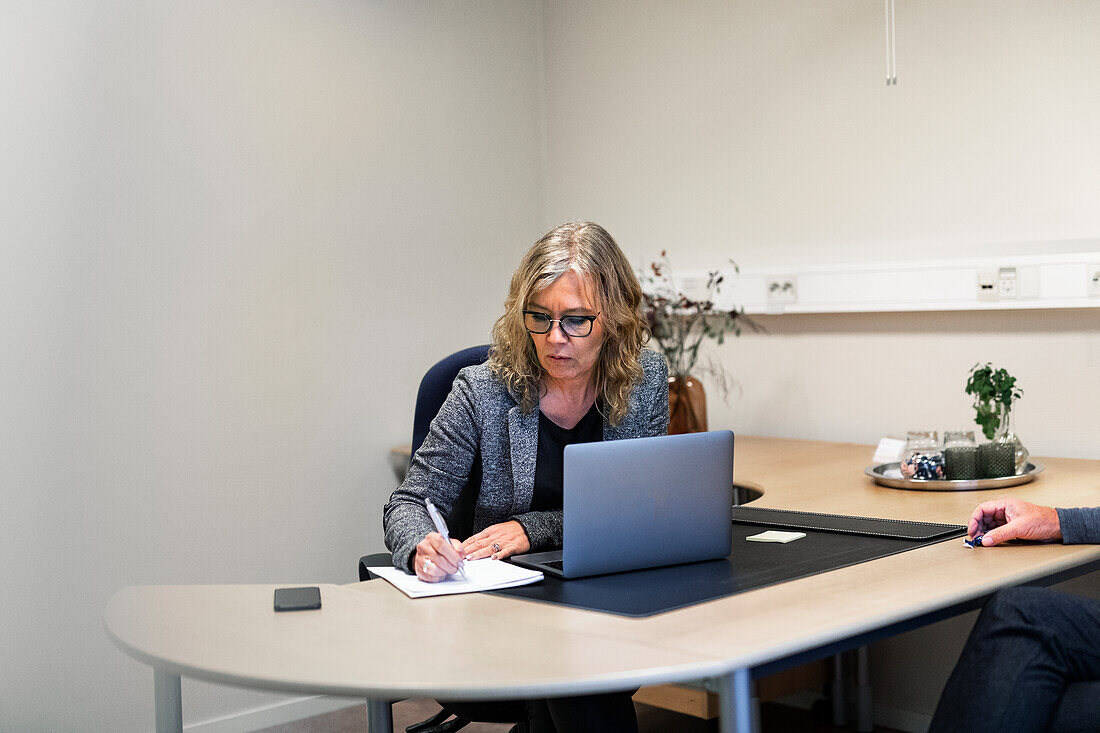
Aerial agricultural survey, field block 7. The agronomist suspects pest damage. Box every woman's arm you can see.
[383,371,481,571]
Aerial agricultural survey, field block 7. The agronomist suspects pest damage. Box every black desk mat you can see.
[493,516,966,617]
[730,506,963,540]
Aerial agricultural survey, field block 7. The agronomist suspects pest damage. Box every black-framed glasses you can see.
[523,310,600,337]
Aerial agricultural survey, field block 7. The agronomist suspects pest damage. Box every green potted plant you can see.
[964,362,1028,477]
[639,252,762,434]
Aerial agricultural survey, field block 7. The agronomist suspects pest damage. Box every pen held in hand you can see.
[424,497,468,580]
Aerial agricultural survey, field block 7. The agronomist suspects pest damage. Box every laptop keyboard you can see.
[545,560,564,570]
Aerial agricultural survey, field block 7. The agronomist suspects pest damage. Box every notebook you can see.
[368,557,543,598]
[511,430,734,579]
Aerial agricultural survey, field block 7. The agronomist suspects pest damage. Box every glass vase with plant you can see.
[965,362,1028,477]
[639,252,762,434]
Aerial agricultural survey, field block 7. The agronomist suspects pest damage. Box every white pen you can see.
[423,497,467,580]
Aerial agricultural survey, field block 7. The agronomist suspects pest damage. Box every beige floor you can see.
[255,697,901,732]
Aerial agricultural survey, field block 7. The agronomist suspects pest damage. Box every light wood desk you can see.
[105,437,1100,733]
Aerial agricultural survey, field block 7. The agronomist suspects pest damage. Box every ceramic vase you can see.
[668,375,707,434]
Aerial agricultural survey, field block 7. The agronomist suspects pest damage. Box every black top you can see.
[531,402,603,512]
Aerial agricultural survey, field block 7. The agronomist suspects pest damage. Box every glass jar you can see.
[979,403,1029,477]
[943,430,979,480]
[900,430,945,480]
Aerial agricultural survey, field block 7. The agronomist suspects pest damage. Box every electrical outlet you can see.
[977,269,998,300]
[1089,264,1100,297]
[766,276,797,304]
[998,267,1017,298]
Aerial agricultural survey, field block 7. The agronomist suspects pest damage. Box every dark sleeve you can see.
[1056,507,1100,544]
[510,511,560,553]
[382,371,481,571]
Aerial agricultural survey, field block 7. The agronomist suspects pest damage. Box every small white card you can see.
[746,530,806,543]
[872,437,907,464]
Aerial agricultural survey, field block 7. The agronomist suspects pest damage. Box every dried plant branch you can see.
[638,252,764,398]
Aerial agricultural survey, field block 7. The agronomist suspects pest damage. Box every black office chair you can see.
[357,345,496,733]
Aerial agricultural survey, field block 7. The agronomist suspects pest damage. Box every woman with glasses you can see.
[383,221,668,732]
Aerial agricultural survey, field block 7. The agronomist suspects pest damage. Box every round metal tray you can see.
[865,461,1043,491]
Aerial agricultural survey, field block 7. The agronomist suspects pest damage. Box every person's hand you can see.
[460,520,531,560]
[414,532,466,583]
[969,497,1062,547]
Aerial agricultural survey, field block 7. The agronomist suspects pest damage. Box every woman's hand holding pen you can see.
[417,497,470,582]
[461,520,530,561]
[414,532,466,583]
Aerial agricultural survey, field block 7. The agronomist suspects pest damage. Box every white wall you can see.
[543,0,1100,266]
[1,1,544,730]
[542,0,1100,460]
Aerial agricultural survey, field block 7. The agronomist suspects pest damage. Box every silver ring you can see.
[423,558,433,572]
[491,542,502,553]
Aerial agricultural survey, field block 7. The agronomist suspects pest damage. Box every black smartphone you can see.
[273,586,322,612]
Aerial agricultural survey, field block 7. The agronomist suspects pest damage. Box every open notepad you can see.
[368,558,543,599]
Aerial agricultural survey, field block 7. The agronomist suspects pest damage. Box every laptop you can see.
[511,430,734,579]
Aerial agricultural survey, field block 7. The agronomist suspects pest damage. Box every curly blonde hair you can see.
[488,222,650,426]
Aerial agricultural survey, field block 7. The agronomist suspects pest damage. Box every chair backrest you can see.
[409,345,492,540]
[411,345,492,454]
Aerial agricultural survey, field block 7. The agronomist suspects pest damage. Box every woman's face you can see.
[527,270,605,388]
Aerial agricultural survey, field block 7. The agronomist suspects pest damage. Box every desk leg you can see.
[831,652,848,726]
[856,645,873,732]
[717,668,754,733]
[153,670,183,733]
[366,699,393,732]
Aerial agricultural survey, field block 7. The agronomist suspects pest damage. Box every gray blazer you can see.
[383,348,670,571]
